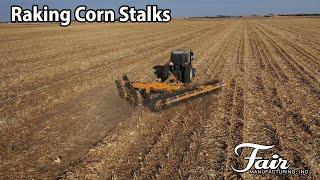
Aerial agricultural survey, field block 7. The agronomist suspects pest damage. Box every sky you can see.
[1,0,320,21]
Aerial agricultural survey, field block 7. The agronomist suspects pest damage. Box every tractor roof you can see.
[172,50,189,54]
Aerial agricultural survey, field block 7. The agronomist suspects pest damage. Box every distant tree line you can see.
[188,15,243,19]
[188,13,320,19]
[278,13,320,16]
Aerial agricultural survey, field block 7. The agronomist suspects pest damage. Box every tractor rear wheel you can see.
[183,65,193,83]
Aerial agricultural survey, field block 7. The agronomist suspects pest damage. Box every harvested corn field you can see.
[0,17,319,179]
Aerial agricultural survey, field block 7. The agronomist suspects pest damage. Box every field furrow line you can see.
[70,109,181,179]
[154,108,202,179]
[109,111,183,179]
[202,25,238,80]
[256,22,320,73]
[223,79,244,179]
[246,21,319,178]
[255,22,320,83]
[254,24,320,100]
[193,21,244,180]
[245,23,313,179]
[250,21,319,136]
[250,24,289,83]
[236,23,245,73]
[247,25,266,70]
[132,104,205,179]
[265,21,320,49]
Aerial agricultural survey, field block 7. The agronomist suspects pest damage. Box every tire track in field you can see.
[223,22,247,179]
[236,23,245,73]
[229,86,244,177]
[223,79,243,180]
[175,105,206,179]
[248,28,266,70]
[119,104,201,179]
[154,104,206,179]
[136,113,184,179]
[88,100,206,179]
[108,110,182,179]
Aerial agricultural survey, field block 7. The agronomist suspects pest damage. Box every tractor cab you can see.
[154,50,195,83]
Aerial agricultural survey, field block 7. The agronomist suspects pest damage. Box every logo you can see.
[232,143,309,175]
